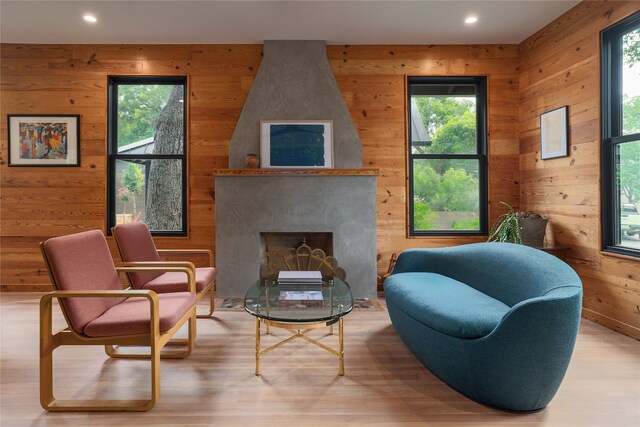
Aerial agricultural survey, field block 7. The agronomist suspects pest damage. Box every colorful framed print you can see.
[540,106,569,160]
[260,120,333,168]
[8,114,80,166]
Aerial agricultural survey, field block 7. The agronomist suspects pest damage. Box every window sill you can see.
[601,249,640,262]
[406,233,487,240]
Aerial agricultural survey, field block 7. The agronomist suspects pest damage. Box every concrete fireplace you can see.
[214,40,377,298]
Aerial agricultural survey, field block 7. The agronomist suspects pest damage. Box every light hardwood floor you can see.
[1,293,638,426]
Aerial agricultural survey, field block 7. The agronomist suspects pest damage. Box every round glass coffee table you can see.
[244,275,353,376]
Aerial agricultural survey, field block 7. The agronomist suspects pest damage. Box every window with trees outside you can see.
[407,77,487,236]
[107,76,187,236]
[602,12,640,257]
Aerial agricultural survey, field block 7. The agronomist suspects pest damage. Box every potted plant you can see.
[488,202,548,247]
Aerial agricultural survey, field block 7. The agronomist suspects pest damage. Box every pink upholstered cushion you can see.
[43,230,125,334]
[142,267,217,294]
[112,222,162,288]
[83,292,196,337]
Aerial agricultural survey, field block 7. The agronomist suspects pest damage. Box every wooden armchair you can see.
[112,222,217,318]
[39,230,197,411]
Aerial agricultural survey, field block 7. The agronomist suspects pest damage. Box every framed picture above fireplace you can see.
[260,120,333,168]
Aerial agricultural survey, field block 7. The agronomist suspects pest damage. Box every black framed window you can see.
[601,12,640,257]
[107,76,187,236]
[407,76,488,236]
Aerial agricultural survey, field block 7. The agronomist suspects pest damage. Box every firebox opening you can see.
[260,232,333,277]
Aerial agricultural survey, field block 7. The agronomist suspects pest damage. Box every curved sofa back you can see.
[391,242,581,307]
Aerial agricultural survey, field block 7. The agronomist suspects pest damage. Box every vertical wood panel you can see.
[519,1,640,339]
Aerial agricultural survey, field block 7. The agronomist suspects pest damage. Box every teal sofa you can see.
[384,242,582,412]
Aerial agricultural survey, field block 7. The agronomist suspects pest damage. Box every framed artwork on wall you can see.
[260,120,333,168]
[7,114,80,166]
[540,106,569,160]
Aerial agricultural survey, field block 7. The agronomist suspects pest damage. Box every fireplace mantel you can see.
[213,168,378,177]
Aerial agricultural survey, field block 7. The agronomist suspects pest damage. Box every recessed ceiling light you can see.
[83,15,97,23]
[465,16,478,25]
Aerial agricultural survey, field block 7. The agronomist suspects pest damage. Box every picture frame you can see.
[7,114,80,167]
[260,120,333,168]
[540,106,569,160]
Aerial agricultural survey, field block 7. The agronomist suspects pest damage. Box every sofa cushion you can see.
[384,272,510,339]
[83,292,196,337]
[142,267,217,293]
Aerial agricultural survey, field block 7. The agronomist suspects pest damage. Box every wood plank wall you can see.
[519,1,640,338]
[0,45,264,289]
[0,43,520,293]
[328,44,520,274]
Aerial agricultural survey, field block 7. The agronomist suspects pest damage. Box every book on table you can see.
[277,270,323,284]
[278,290,324,307]
[278,290,323,301]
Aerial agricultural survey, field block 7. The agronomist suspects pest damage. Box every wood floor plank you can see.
[0,293,638,426]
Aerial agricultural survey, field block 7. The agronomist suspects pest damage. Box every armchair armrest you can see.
[115,265,197,294]
[116,261,196,269]
[157,249,214,267]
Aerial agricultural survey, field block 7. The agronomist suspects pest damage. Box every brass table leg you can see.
[254,318,346,376]
[338,318,344,376]
[255,318,261,376]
